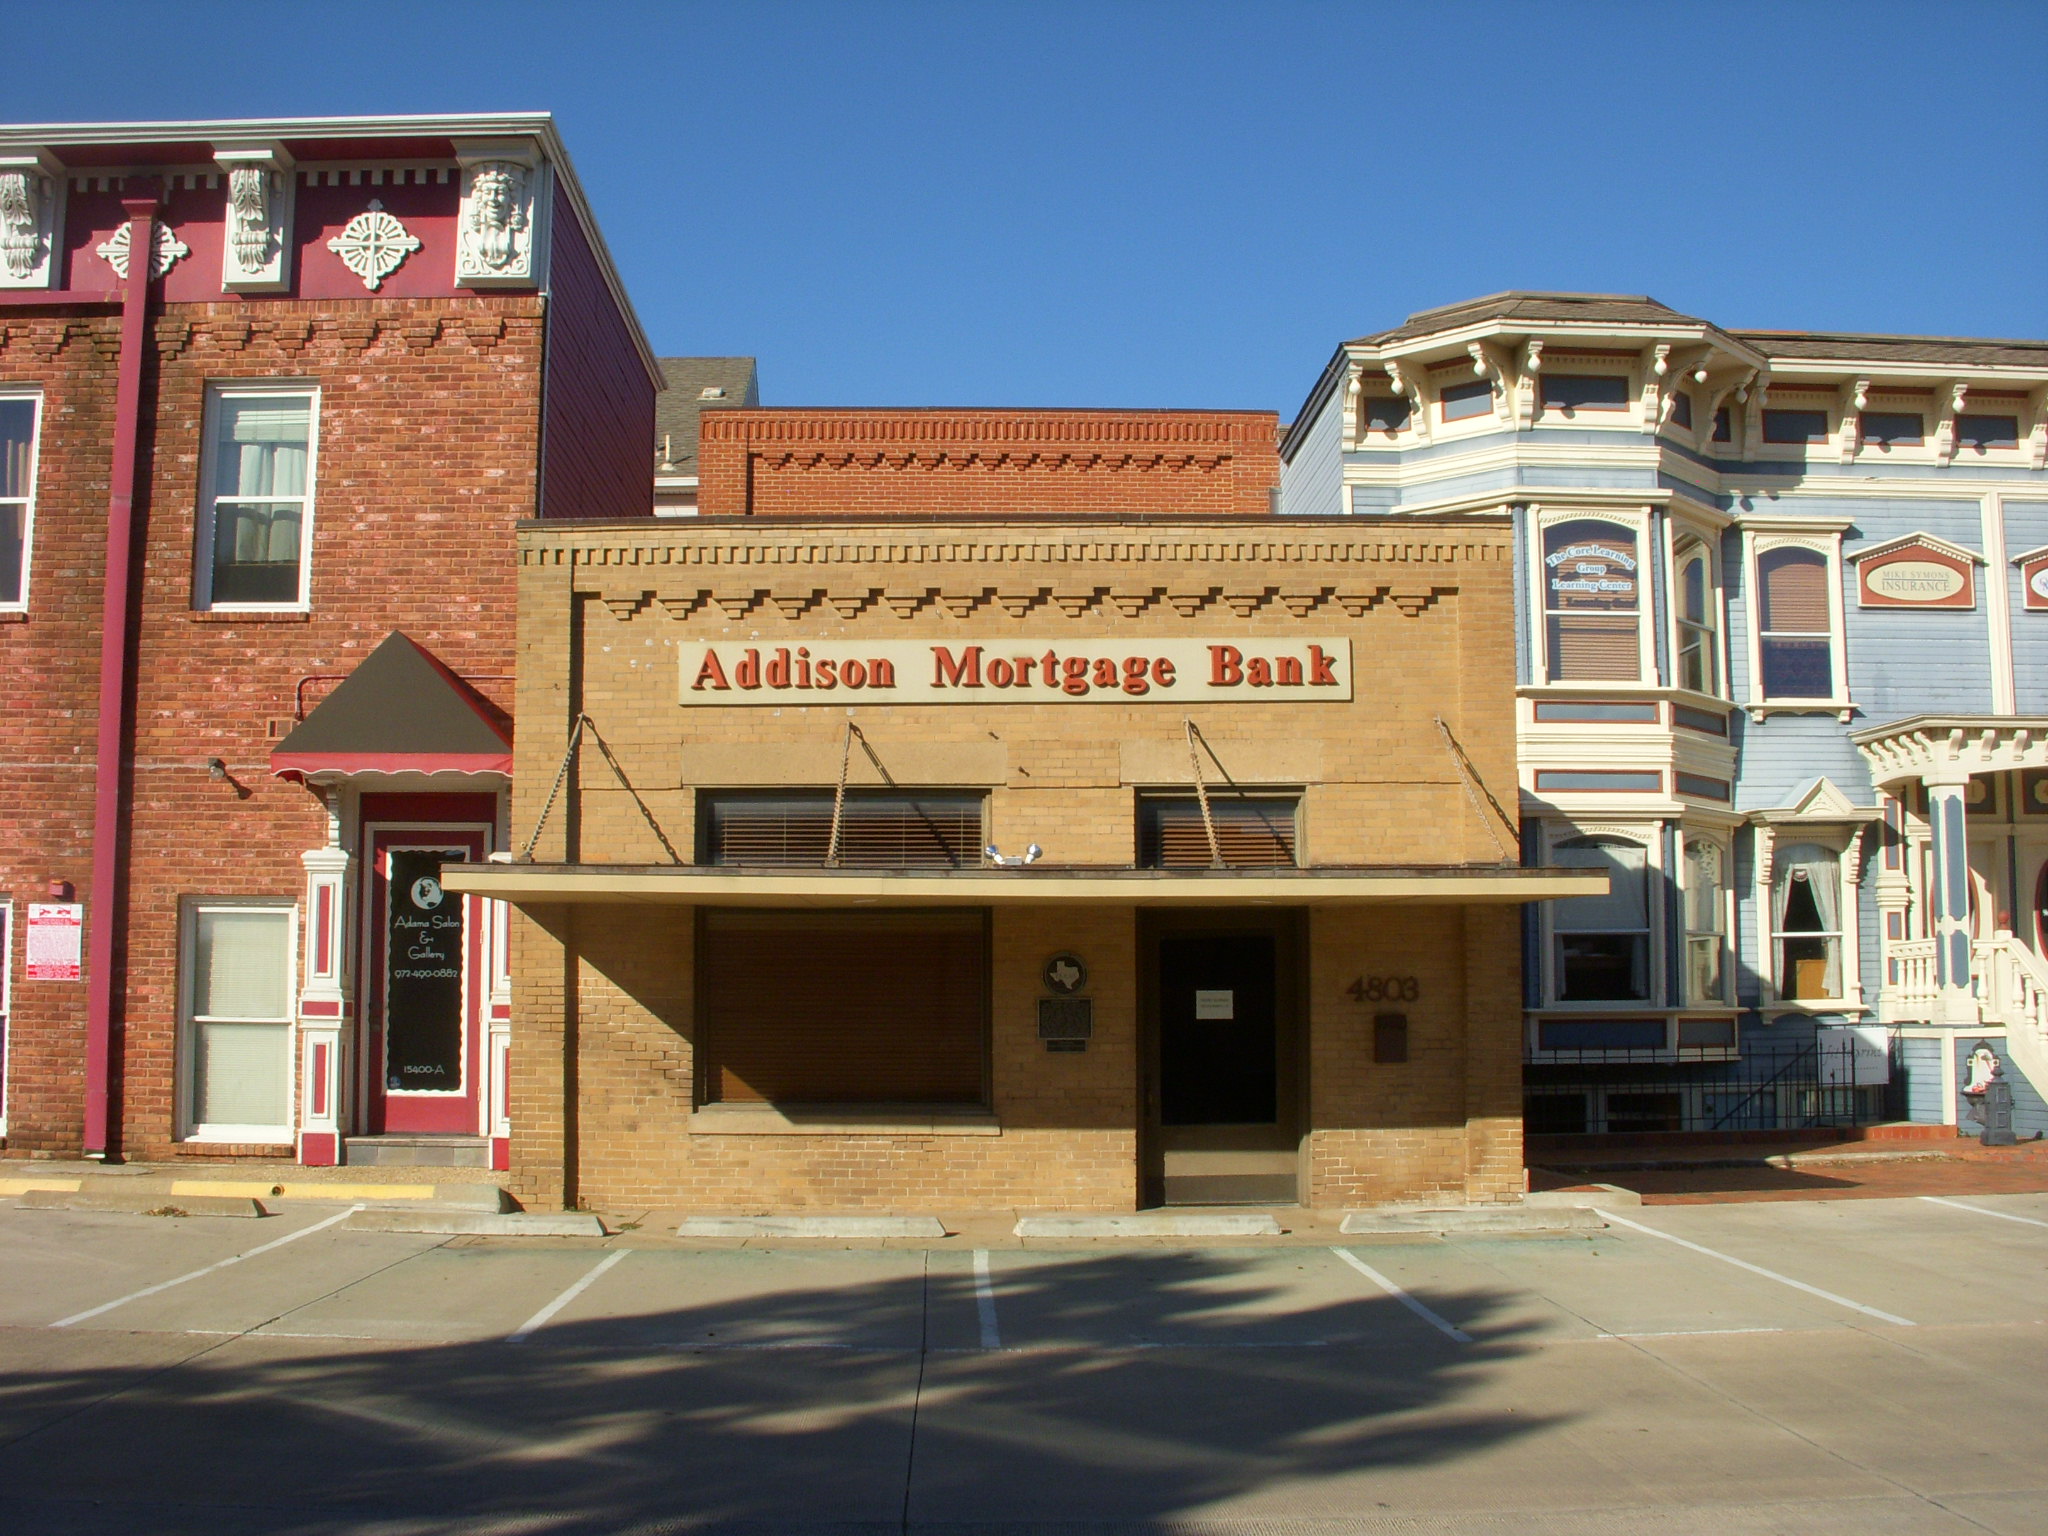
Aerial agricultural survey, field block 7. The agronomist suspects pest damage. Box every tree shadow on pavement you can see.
[0,1247,1563,1535]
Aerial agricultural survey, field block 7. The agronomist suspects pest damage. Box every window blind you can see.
[703,793,983,868]
[1547,613,1640,680]
[0,399,32,500]
[193,1020,291,1127]
[1139,797,1298,868]
[194,909,291,1020]
[1758,548,1831,633]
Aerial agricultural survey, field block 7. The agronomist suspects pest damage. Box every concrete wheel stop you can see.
[676,1214,950,1238]
[1013,1211,1285,1238]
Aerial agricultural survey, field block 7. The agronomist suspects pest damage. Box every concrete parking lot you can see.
[0,1193,2043,1534]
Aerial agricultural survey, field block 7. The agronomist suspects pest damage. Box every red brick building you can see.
[0,115,658,1166]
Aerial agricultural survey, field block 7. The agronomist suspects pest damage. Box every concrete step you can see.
[344,1135,492,1168]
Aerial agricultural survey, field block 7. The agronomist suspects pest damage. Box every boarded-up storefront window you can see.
[699,909,987,1104]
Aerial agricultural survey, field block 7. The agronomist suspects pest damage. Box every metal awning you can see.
[271,631,512,781]
[440,862,1606,908]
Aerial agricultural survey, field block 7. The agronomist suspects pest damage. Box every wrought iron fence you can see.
[1524,1037,1897,1136]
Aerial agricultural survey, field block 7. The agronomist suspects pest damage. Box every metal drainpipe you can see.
[82,191,160,1159]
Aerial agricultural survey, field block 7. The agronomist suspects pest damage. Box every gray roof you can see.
[655,358,759,474]
[1733,331,2048,371]
[1350,292,1710,346]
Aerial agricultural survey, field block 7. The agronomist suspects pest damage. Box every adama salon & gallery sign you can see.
[678,639,1354,705]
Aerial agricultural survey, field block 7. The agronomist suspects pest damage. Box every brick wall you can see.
[504,511,1528,1212]
[696,410,1281,520]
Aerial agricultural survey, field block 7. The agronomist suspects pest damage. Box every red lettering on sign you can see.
[932,646,983,688]
[841,659,866,689]
[1153,657,1176,688]
[765,647,791,688]
[693,649,731,691]
[735,648,761,689]
[1062,656,1090,695]
[1122,657,1151,695]
[1092,657,1118,690]
[1011,656,1035,687]
[796,648,812,688]
[1210,645,1243,686]
[1247,657,1273,687]
[815,659,838,689]
[1041,650,1060,688]
[1277,655,1303,686]
[1308,645,1339,686]
[870,658,895,687]
[987,657,1015,687]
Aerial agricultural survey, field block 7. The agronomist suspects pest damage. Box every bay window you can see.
[1549,834,1653,1003]
[1543,518,1642,682]
[197,387,317,609]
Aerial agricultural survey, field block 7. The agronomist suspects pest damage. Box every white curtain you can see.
[1775,842,1842,996]
[215,399,309,499]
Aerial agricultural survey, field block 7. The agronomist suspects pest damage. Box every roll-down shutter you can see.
[700,909,987,1104]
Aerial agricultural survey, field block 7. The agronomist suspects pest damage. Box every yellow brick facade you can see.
[500,514,1536,1213]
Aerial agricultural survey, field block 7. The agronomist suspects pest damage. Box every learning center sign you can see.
[679,639,1354,705]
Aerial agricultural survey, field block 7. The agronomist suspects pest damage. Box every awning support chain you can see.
[1433,714,1515,863]
[518,713,683,865]
[1184,719,1225,869]
[827,720,857,866]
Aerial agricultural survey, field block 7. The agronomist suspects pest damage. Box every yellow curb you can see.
[0,1178,83,1195]
[168,1181,438,1202]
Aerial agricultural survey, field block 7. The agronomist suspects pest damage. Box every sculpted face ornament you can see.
[227,166,273,270]
[0,170,44,281]
[463,161,528,271]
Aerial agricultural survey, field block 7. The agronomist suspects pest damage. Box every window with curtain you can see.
[202,391,315,607]
[0,395,37,608]
[1549,834,1653,1002]
[1757,546,1835,699]
[1773,842,1842,1000]
[1544,519,1641,682]
[186,904,294,1132]
[1675,540,1718,695]
[1683,837,1727,1004]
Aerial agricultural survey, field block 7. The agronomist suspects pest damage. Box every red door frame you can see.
[359,794,495,1136]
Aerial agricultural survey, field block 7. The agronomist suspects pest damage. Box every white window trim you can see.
[1681,831,1733,1007]
[0,388,43,613]
[1539,820,1665,1010]
[178,897,299,1143]
[1667,523,1728,702]
[1751,822,1867,1013]
[1531,507,1656,688]
[193,383,320,613]
[1535,363,1642,428]
[1738,519,1853,720]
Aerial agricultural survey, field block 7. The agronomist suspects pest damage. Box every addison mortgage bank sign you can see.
[679,639,1353,705]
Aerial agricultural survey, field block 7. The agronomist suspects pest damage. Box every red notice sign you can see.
[25,903,83,981]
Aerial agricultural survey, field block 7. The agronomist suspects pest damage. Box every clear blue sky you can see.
[13,1,2046,416]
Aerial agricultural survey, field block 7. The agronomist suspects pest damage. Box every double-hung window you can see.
[0,392,40,610]
[1543,518,1642,682]
[1548,834,1653,1003]
[1683,836,1728,1004]
[182,901,296,1140]
[197,387,317,609]
[1773,843,1842,1001]
[1674,539,1718,695]
[1756,545,1836,700]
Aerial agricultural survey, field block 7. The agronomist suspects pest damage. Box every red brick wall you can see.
[696,409,1281,519]
[0,296,543,1158]
[538,190,659,522]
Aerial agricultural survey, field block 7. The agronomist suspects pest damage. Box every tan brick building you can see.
[448,409,1599,1213]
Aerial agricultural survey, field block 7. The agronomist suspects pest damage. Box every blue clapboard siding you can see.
[1837,497,1993,718]
[1732,713,1871,810]
[1278,386,1344,517]
[1522,466,1660,490]
[2008,501,2048,713]
[1348,485,1401,514]
[1899,1036,1944,1122]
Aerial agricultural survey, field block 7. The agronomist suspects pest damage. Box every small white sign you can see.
[1194,989,1235,1020]
[1817,1024,1889,1086]
[26,903,83,982]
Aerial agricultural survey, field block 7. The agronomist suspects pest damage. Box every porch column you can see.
[297,794,353,1166]
[1924,770,1979,1027]
[1872,793,1914,1023]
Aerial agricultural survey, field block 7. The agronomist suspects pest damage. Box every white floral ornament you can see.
[96,220,191,279]
[325,199,421,291]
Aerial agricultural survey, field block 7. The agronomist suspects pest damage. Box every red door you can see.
[363,819,489,1135]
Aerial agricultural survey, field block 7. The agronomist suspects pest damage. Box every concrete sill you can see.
[688,1105,1002,1137]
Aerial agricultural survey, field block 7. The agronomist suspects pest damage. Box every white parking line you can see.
[507,1250,627,1342]
[51,1206,363,1328]
[972,1249,1001,1349]
[1920,1195,2048,1230]
[1597,1210,1915,1327]
[1330,1247,1472,1343]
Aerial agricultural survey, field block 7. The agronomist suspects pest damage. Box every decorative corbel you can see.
[1741,369,1770,462]
[1935,381,1968,465]
[1651,346,1712,433]
[0,149,65,290]
[1340,358,1363,450]
[455,140,548,288]
[1838,377,1869,464]
[2027,384,2048,471]
[1516,339,1543,429]
[1467,341,1513,422]
[213,141,295,292]
[1386,359,1428,442]
[1638,343,1673,432]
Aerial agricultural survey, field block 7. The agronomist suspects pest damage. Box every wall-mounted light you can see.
[207,758,228,780]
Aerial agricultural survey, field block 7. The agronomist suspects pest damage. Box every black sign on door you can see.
[385,848,464,1093]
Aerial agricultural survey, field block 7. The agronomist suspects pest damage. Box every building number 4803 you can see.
[1346,975,1419,1002]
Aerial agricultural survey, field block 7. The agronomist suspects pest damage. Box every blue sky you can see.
[13,1,2045,416]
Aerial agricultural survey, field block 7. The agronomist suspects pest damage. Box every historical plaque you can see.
[1038,997,1094,1042]
[385,849,465,1092]
[1043,952,1088,995]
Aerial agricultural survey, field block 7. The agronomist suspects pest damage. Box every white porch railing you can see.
[1883,939,1939,1023]
[1977,932,2048,1098]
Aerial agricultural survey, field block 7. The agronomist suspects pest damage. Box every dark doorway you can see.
[1143,912,1303,1207]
